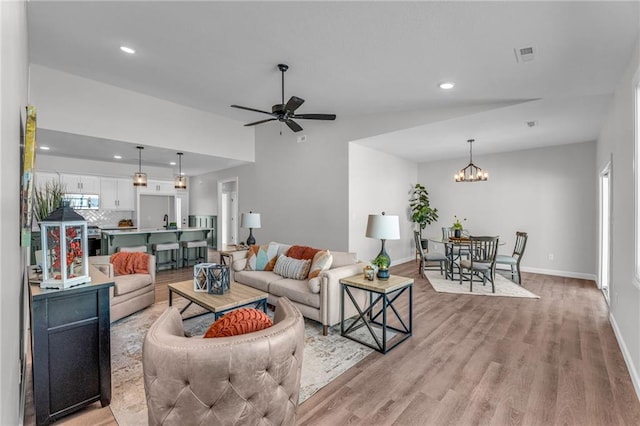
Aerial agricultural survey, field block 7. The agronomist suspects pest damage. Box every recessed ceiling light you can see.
[113,155,122,159]
[439,82,455,90]
[120,46,135,54]
[40,146,50,150]
[169,162,177,166]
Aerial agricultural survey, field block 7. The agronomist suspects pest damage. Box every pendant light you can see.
[174,152,187,190]
[133,146,147,187]
[455,139,488,182]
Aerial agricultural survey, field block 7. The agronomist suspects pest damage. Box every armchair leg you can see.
[323,325,328,336]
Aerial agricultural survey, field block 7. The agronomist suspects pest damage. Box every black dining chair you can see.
[459,236,499,292]
[495,231,528,284]
[414,231,448,277]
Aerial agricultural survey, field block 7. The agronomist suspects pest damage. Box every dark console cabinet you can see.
[30,270,113,425]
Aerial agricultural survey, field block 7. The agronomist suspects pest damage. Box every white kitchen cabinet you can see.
[139,179,176,195]
[100,177,134,211]
[61,174,100,194]
[34,172,60,190]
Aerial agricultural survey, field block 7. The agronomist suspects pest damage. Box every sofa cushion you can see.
[113,273,153,296]
[244,243,280,271]
[287,245,322,261]
[308,250,333,279]
[269,278,321,309]
[308,277,320,294]
[233,270,281,293]
[203,308,273,338]
[331,252,357,269]
[274,255,311,280]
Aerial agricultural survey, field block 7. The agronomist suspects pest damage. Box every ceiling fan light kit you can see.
[231,63,336,133]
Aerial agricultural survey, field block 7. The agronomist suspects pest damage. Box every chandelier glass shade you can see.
[455,139,488,182]
[133,146,147,187]
[174,152,187,190]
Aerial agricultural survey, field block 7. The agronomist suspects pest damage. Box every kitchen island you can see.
[100,227,214,255]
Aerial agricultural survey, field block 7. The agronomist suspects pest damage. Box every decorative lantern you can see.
[39,204,91,290]
[193,263,230,294]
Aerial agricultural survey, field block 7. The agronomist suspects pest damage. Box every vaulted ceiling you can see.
[27,1,639,170]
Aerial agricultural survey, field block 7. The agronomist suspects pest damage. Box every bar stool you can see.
[181,240,208,267]
[152,242,179,271]
[117,245,147,253]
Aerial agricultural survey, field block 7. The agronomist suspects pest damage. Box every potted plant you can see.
[33,180,66,224]
[453,215,466,238]
[409,183,439,247]
[371,255,390,280]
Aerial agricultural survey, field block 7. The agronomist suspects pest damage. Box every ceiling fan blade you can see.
[284,96,305,114]
[292,113,337,120]
[244,118,277,127]
[285,119,303,132]
[230,105,274,116]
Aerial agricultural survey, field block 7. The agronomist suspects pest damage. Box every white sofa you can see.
[89,254,156,322]
[231,242,365,335]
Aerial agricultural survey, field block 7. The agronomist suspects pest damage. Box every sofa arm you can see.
[89,256,114,278]
[318,262,367,333]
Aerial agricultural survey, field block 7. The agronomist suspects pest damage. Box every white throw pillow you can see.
[273,255,311,280]
[308,277,321,294]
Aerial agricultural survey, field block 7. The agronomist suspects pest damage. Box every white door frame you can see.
[598,157,612,302]
[217,177,239,249]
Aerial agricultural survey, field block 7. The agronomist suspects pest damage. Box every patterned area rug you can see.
[109,301,373,425]
[425,270,540,298]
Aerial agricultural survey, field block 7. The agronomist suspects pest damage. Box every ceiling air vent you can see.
[514,46,536,63]
[526,120,538,128]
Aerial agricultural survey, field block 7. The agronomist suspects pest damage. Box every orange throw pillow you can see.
[287,245,322,261]
[110,252,149,276]
[203,308,273,338]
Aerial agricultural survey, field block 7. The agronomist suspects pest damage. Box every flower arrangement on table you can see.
[47,226,84,279]
[453,215,467,230]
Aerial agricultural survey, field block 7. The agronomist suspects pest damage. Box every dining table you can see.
[428,236,505,281]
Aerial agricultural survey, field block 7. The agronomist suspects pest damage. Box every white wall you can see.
[596,40,640,398]
[419,141,597,278]
[190,103,515,252]
[29,65,255,162]
[348,143,417,264]
[0,0,28,422]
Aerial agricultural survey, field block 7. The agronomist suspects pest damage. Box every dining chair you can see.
[459,236,499,292]
[414,231,448,277]
[442,227,470,257]
[495,231,528,284]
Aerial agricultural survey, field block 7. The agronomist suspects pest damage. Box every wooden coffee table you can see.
[168,279,268,320]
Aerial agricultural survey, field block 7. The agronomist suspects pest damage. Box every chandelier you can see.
[455,139,488,182]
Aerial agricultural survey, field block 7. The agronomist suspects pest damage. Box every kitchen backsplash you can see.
[82,210,134,227]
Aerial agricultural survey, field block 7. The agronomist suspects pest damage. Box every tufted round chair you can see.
[143,297,304,426]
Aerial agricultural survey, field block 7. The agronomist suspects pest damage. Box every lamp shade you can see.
[365,213,400,240]
[241,212,261,229]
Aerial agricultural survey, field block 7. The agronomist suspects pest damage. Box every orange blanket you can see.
[110,252,149,276]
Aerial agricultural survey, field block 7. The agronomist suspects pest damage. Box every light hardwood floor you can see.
[24,257,640,425]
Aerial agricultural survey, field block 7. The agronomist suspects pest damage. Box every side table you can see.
[340,274,413,354]
[219,245,249,266]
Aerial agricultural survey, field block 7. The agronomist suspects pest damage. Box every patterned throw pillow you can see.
[244,242,279,271]
[286,245,322,261]
[308,250,333,279]
[273,255,312,280]
[203,308,273,338]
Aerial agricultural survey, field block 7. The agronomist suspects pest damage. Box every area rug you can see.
[425,270,540,298]
[109,301,373,426]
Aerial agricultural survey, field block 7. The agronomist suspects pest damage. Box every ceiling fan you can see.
[231,64,336,133]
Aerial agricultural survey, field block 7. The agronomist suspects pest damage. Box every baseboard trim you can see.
[392,256,415,267]
[516,266,596,281]
[609,312,640,401]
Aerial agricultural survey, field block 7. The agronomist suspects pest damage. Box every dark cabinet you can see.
[188,215,217,248]
[30,270,113,425]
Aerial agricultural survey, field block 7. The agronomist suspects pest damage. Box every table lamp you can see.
[365,211,400,267]
[241,211,261,246]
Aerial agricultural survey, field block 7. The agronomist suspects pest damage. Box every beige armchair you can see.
[143,297,305,426]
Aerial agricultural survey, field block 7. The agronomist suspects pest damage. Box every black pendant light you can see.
[174,152,187,190]
[133,146,147,187]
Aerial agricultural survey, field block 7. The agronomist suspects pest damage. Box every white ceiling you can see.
[27,1,639,168]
